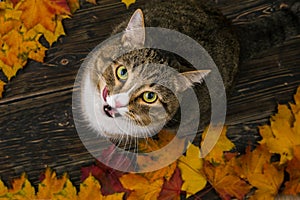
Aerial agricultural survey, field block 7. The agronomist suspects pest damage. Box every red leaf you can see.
[158,168,184,200]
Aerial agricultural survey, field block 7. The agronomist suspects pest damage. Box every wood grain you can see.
[0,0,299,192]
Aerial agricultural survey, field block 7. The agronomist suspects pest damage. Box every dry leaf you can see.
[178,143,207,198]
[0,81,5,98]
[18,0,70,32]
[283,145,300,195]
[158,167,183,200]
[8,173,36,199]
[121,0,136,8]
[120,174,164,200]
[0,180,8,196]
[79,175,124,200]
[67,0,80,13]
[86,0,97,5]
[204,161,251,200]
[201,126,235,164]
[259,102,300,164]
[143,162,177,182]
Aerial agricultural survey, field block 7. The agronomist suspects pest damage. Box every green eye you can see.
[116,65,128,80]
[142,92,158,103]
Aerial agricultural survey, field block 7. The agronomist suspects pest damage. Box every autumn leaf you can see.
[122,0,136,8]
[138,130,185,172]
[8,173,36,199]
[81,162,127,195]
[158,167,184,200]
[17,0,70,32]
[67,0,80,13]
[259,102,300,164]
[86,0,97,5]
[177,143,207,198]
[143,162,177,183]
[203,160,251,200]
[36,168,75,199]
[283,145,300,195]
[120,174,164,200]
[0,81,5,98]
[0,180,8,197]
[201,126,235,164]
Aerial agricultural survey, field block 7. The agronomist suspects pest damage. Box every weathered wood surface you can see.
[0,0,299,192]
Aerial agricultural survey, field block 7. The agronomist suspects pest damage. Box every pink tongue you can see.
[102,86,108,102]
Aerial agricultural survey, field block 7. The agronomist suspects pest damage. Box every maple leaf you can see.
[86,0,97,5]
[259,103,300,164]
[67,0,80,13]
[158,167,184,200]
[203,160,251,200]
[119,173,164,200]
[81,162,127,195]
[8,173,36,199]
[201,126,235,164]
[177,143,207,198]
[78,175,124,200]
[0,81,5,98]
[137,130,185,171]
[0,179,8,196]
[283,145,300,195]
[17,0,70,32]
[143,162,177,183]
[37,168,75,199]
[121,0,136,9]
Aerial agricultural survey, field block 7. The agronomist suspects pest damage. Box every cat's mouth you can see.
[102,86,121,118]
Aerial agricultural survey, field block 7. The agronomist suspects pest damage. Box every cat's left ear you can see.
[179,70,211,91]
[122,9,145,48]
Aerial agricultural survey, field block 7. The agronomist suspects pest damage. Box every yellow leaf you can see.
[121,0,136,9]
[53,179,77,200]
[259,103,300,164]
[249,163,284,200]
[86,0,97,5]
[18,0,70,32]
[0,179,8,196]
[36,168,68,199]
[203,160,251,200]
[178,143,207,198]
[8,174,36,199]
[120,174,163,200]
[67,0,80,13]
[0,81,5,98]
[143,162,177,182]
[201,126,235,164]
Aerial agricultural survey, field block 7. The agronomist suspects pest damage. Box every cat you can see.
[77,0,300,141]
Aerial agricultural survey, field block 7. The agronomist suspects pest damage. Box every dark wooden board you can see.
[0,0,299,194]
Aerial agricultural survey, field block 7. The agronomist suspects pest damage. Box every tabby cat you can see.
[79,0,300,140]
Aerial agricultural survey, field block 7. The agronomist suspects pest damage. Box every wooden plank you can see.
[0,0,299,189]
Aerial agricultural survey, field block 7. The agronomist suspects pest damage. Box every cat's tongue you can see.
[102,86,108,102]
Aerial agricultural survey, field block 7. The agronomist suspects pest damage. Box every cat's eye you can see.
[142,91,157,103]
[116,65,128,80]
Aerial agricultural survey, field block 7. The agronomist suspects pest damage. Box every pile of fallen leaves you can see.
[0,86,299,199]
[0,0,135,98]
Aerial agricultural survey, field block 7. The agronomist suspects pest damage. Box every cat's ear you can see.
[122,9,145,48]
[179,70,211,91]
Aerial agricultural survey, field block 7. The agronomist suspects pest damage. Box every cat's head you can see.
[83,9,210,138]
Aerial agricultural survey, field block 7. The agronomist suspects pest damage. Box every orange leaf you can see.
[18,0,70,32]
[201,126,235,164]
[0,81,5,98]
[283,145,300,195]
[178,143,207,198]
[203,161,251,200]
[121,0,135,9]
[120,174,164,200]
[143,162,177,182]
[78,175,124,200]
[67,0,80,13]
[8,173,36,199]
[0,179,8,196]
[86,0,97,5]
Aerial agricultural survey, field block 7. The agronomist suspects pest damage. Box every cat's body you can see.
[79,0,300,140]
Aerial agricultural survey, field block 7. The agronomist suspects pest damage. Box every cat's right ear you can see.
[122,9,145,48]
